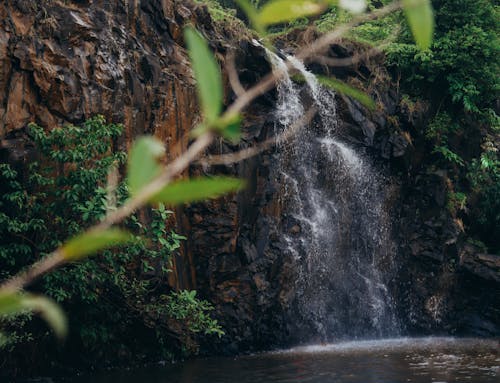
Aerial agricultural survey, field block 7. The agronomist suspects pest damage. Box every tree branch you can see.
[197,108,316,167]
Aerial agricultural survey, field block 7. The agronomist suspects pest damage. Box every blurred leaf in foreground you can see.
[0,292,67,339]
[151,177,246,205]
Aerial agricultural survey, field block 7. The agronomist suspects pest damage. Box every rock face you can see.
[0,0,201,159]
[0,0,498,359]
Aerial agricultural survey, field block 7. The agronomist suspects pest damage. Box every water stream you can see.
[265,48,399,342]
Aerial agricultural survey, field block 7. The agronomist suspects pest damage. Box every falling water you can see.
[263,46,400,342]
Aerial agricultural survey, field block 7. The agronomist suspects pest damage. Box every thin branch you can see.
[226,50,245,97]
[1,251,65,293]
[313,46,383,67]
[197,108,317,166]
[310,26,401,67]
[105,165,119,213]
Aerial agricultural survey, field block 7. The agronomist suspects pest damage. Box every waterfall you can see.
[263,48,304,132]
[263,46,400,342]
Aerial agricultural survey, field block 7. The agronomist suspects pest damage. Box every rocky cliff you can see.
[0,0,498,361]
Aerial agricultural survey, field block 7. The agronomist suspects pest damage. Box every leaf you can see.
[192,114,242,143]
[0,332,7,347]
[0,292,67,339]
[258,0,327,26]
[151,177,246,205]
[61,228,133,261]
[402,0,434,50]
[0,292,24,316]
[22,295,67,339]
[184,27,223,124]
[316,76,376,110]
[234,0,265,34]
[127,136,165,196]
[214,113,242,143]
[222,119,241,143]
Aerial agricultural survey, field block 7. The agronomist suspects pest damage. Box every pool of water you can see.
[63,338,499,383]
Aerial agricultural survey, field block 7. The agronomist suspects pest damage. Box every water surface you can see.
[65,338,499,383]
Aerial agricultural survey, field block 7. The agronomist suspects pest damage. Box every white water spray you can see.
[264,47,400,341]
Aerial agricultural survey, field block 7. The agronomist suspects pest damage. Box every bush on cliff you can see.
[0,116,222,372]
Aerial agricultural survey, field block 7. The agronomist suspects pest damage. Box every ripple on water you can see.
[62,338,499,383]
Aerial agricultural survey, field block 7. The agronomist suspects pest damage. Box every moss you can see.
[314,8,352,33]
[194,0,250,39]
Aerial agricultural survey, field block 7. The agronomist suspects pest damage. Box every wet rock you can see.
[0,0,200,146]
[460,245,500,283]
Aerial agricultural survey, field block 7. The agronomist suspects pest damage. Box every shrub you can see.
[0,116,221,366]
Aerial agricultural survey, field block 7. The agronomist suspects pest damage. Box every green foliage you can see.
[0,313,34,350]
[167,290,223,336]
[128,289,224,355]
[466,137,500,253]
[401,0,434,50]
[446,191,467,216]
[185,27,224,124]
[184,26,243,141]
[314,8,352,32]
[432,146,464,167]
[258,0,328,26]
[0,292,66,339]
[0,117,221,357]
[151,177,245,205]
[127,136,165,197]
[0,116,126,282]
[61,228,133,261]
[196,0,241,24]
[424,112,464,166]
[386,0,499,113]
[385,0,499,251]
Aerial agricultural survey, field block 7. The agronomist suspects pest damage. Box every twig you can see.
[313,46,383,67]
[197,108,317,166]
[310,25,401,67]
[226,50,245,97]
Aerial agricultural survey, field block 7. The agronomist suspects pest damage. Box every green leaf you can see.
[215,113,242,143]
[184,27,223,124]
[61,228,133,261]
[151,177,245,205]
[127,136,165,196]
[258,0,327,26]
[316,76,376,110]
[234,0,265,34]
[23,295,67,339]
[192,114,242,143]
[0,292,24,316]
[0,292,67,339]
[402,0,434,50]
[0,332,7,347]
